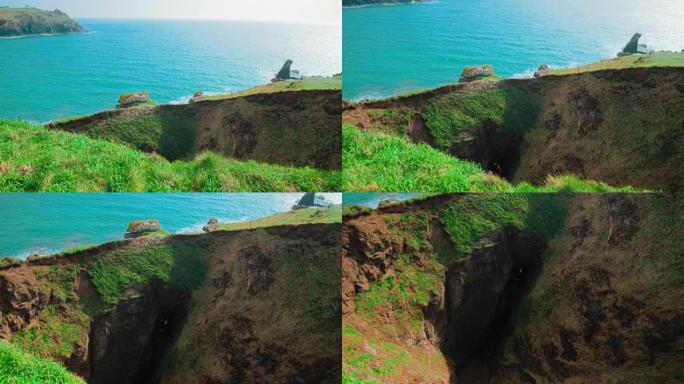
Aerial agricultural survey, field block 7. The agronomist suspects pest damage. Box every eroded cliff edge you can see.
[49,88,342,171]
[342,194,684,383]
[344,66,684,190]
[0,223,341,383]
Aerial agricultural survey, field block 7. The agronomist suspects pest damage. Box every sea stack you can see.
[618,33,651,56]
[621,33,642,55]
[274,60,294,81]
[292,193,316,210]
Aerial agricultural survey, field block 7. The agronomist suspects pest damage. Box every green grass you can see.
[0,120,340,192]
[218,206,341,231]
[422,88,539,151]
[10,265,91,361]
[343,124,637,192]
[549,52,684,75]
[87,243,208,305]
[0,342,84,384]
[204,76,341,100]
[439,194,569,260]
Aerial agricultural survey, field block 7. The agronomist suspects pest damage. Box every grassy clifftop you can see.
[343,124,635,192]
[343,56,684,191]
[0,7,85,37]
[219,206,342,231]
[549,52,684,75]
[0,120,340,192]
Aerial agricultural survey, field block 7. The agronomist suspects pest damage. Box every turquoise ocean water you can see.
[0,193,341,259]
[343,0,684,100]
[344,193,418,208]
[0,19,341,122]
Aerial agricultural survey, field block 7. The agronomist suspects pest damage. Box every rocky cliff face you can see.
[342,194,684,383]
[49,89,342,170]
[0,224,341,384]
[343,67,684,190]
[0,8,85,37]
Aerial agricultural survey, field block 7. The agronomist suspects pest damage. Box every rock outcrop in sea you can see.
[292,192,316,210]
[125,219,161,238]
[533,64,549,77]
[202,218,219,232]
[618,33,652,57]
[459,65,495,82]
[189,91,204,103]
[116,91,150,109]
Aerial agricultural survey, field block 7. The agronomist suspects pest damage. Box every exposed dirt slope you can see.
[50,89,341,170]
[343,67,684,190]
[342,194,684,383]
[0,224,341,384]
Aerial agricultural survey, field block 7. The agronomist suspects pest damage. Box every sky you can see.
[3,0,341,24]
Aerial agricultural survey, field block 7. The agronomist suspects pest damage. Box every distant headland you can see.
[0,6,85,37]
[343,0,430,7]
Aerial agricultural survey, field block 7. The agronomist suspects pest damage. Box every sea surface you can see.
[344,193,418,208]
[0,19,341,122]
[0,193,342,258]
[343,0,684,100]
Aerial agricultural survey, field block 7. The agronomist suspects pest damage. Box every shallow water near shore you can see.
[0,193,342,258]
[0,19,341,122]
[343,0,684,99]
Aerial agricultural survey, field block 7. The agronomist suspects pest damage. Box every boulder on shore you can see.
[459,65,494,82]
[203,218,219,232]
[125,219,161,238]
[190,91,204,103]
[116,91,150,109]
[534,64,549,78]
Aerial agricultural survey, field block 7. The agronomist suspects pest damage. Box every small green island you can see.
[0,7,85,37]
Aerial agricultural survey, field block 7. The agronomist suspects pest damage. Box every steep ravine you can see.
[0,223,341,384]
[343,67,684,190]
[342,194,684,383]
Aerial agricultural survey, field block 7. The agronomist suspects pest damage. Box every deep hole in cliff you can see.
[87,279,191,384]
[439,226,547,382]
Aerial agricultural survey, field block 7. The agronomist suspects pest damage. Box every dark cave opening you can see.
[87,279,190,384]
[440,227,546,383]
